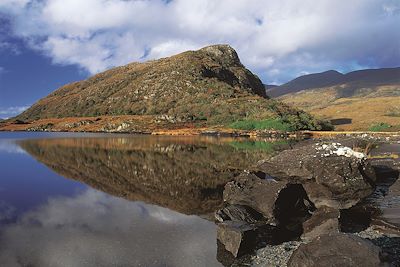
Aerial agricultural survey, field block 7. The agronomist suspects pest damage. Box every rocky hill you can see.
[13,45,330,131]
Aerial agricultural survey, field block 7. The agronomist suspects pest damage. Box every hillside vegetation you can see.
[14,45,331,131]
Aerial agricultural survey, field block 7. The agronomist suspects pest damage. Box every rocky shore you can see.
[215,138,400,266]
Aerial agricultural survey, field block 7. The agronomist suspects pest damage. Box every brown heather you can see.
[15,45,329,130]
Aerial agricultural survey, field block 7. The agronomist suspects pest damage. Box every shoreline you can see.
[1,116,399,139]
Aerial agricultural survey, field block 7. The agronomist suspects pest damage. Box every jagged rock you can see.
[222,172,315,246]
[215,204,265,224]
[288,233,386,267]
[223,173,312,226]
[301,206,339,240]
[223,174,288,224]
[217,221,257,257]
[258,142,376,209]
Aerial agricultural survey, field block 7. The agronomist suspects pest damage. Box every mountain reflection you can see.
[18,136,279,216]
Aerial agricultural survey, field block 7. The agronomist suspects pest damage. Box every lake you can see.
[0,132,283,267]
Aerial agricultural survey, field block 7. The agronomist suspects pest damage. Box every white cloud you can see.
[0,188,219,267]
[1,0,399,83]
[0,105,30,119]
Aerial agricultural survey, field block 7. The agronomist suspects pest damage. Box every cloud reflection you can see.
[0,189,221,267]
[0,139,26,154]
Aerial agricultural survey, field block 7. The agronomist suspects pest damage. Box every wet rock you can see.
[217,221,257,257]
[215,204,265,224]
[258,142,376,209]
[371,178,400,234]
[302,206,339,241]
[357,228,400,266]
[288,233,386,267]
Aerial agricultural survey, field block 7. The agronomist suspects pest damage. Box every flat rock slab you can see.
[288,233,385,267]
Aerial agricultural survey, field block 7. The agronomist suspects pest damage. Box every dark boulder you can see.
[258,142,376,209]
[288,233,386,267]
[217,221,257,257]
[301,206,339,240]
[215,204,265,224]
[223,173,313,226]
[223,173,288,224]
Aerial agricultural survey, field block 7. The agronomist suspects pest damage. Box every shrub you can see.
[229,140,288,152]
[229,118,294,131]
[385,108,400,117]
[368,122,392,132]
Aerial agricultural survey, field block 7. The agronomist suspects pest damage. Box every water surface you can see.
[0,132,281,267]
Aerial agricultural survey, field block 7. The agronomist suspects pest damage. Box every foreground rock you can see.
[301,206,339,240]
[216,141,381,259]
[217,221,257,257]
[216,173,314,256]
[288,233,386,267]
[258,142,376,209]
[222,174,313,225]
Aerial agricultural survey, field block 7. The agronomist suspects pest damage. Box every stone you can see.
[258,142,376,209]
[215,204,265,224]
[217,221,257,257]
[288,233,386,267]
[223,174,287,224]
[301,206,339,241]
[223,173,312,226]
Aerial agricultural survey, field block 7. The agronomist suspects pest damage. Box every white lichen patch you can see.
[315,143,366,159]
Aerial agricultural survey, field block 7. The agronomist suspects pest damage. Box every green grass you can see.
[368,122,392,132]
[229,118,294,131]
[229,140,288,152]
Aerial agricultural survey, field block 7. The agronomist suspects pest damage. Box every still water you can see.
[0,132,282,267]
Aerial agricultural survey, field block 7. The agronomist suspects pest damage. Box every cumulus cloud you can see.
[0,105,29,119]
[0,188,219,267]
[1,0,399,83]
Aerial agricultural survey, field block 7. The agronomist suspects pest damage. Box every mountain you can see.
[267,67,400,98]
[269,67,400,130]
[264,84,279,90]
[12,44,330,131]
[267,70,344,97]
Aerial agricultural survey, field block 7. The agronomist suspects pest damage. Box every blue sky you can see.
[0,0,399,118]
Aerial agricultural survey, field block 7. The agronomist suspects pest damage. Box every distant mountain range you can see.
[266,67,400,97]
[267,67,400,131]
